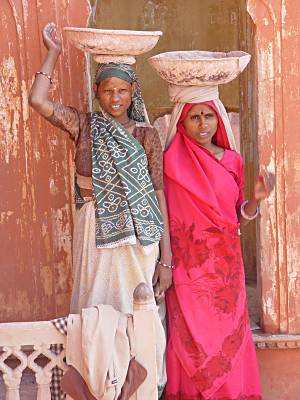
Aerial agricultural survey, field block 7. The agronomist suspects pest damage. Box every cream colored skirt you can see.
[70,201,166,394]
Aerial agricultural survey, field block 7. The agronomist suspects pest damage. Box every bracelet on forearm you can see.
[156,259,174,269]
[35,71,53,84]
[240,200,259,220]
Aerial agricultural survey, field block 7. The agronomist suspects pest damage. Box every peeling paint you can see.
[0,0,90,323]
[40,265,54,298]
[258,42,275,80]
[141,0,168,28]
[249,0,300,335]
[262,17,269,26]
[22,0,29,25]
[51,206,73,253]
[282,0,287,26]
[49,177,59,196]
[0,56,21,163]
[0,211,14,224]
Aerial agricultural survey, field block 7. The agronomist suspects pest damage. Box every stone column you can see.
[247,0,300,335]
[246,1,300,398]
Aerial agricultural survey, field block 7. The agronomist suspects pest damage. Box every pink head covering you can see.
[165,85,236,151]
[177,101,231,149]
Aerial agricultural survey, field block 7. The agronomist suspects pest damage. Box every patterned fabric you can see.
[95,63,147,123]
[50,344,65,400]
[50,318,68,400]
[52,317,68,335]
[91,110,163,248]
[46,103,164,189]
[164,101,261,398]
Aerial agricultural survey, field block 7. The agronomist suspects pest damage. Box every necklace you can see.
[213,150,224,156]
[122,118,132,127]
[212,149,225,160]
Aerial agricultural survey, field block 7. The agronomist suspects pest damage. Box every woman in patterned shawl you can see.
[29,23,171,396]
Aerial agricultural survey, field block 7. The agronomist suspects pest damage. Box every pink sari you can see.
[164,102,261,399]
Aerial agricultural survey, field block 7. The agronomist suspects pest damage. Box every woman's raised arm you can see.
[29,22,61,117]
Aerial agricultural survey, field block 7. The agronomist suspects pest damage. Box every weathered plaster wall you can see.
[0,0,90,322]
[247,0,300,334]
[257,348,300,400]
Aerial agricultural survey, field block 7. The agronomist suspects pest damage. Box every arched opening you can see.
[93,0,260,324]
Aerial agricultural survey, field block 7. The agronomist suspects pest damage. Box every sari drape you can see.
[91,110,163,249]
[164,101,261,399]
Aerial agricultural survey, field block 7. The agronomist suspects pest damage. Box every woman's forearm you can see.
[29,49,60,117]
[239,198,260,227]
[156,189,172,264]
[154,189,173,296]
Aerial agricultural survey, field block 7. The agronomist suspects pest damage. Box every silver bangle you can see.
[156,259,174,269]
[35,71,53,84]
[240,200,259,220]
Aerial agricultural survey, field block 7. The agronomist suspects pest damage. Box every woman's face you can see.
[182,103,218,146]
[95,77,134,122]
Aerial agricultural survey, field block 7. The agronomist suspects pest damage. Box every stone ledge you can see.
[253,330,300,349]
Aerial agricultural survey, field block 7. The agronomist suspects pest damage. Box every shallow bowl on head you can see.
[64,27,163,64]
[148,50,251,86]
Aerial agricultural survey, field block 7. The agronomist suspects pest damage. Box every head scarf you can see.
[177,101,231,149]
[88,63,163,249]
[165,84,236,150]
[95,63,149,123]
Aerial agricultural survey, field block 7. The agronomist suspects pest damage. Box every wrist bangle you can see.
[240,200,259,220]
[156,259,174,269]
[35,71,53,84]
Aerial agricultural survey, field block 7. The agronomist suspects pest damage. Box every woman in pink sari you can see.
[164,86,273,399]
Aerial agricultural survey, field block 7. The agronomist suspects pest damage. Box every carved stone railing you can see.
[0,283,157,400]
[0,321,67,399]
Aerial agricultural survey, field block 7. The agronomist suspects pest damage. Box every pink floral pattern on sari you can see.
[166,395,262,400]
[171,220,243,316]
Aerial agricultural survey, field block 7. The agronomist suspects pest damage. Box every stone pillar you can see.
[246,1,300,398]
[247,0,300,335]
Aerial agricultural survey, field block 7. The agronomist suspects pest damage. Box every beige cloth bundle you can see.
[66,305,130,399]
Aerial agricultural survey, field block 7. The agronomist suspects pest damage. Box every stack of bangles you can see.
[240,200,259,220]
[35,71,53,84]
[156,260,175,270]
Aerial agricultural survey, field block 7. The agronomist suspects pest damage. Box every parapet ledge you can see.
[253,330,300,350]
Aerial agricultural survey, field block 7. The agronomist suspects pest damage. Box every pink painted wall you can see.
[0,0,90,322]
[257,348,300,400]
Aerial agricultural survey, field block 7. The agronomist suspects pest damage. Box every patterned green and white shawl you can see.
[91,110,163,248]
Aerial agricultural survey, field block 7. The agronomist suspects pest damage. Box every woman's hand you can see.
[153,259,173,305]
[153,282,165,305]
[253,168,275,202]
[239,168,275,226]
[42,22,62,55]
[29,23,62,116]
